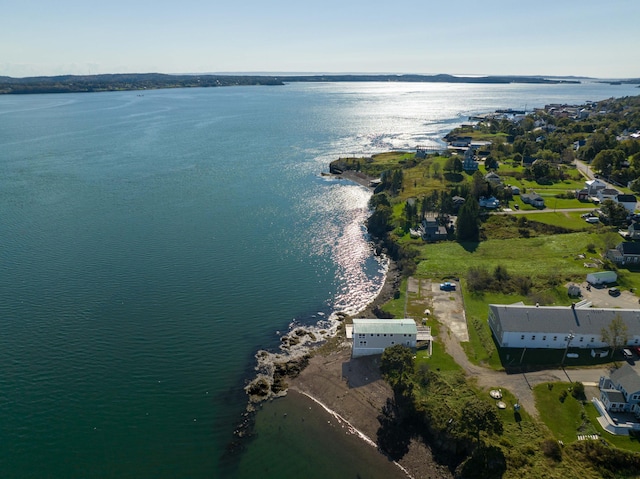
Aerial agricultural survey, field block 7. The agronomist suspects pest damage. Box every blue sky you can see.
[2,0,638,78]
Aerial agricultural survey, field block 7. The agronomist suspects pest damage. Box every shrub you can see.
[541,438,563,461]
[571,382,586,401]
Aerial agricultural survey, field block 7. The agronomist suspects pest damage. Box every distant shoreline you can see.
[0,72,590,95]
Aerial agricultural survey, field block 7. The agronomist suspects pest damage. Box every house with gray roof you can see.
[488,304,640,350]
[607,242,640,265]
[599,363,640,416]
[521,192,545,208]
[352,318,417,358]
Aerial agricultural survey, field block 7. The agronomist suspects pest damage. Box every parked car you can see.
[585,216,599,224]
[440,282,456,291]
[623,348,633,359]
[608,287,621,297]
[633,346,640,356]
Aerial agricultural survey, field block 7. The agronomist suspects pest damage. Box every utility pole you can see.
[561,331,575,367]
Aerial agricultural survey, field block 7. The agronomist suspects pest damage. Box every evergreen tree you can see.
[456,197,480,242]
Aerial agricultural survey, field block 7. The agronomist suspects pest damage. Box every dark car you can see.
[608,287,621,297]
[440,282,456,291]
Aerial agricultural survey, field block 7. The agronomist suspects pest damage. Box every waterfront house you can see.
[599,364,640,416]
[351,318,417,358]
[462,148,479,172]
[487,303,640,350]
[421,215,448,242]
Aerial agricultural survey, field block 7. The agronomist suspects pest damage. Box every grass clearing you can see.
[415,232,605,278]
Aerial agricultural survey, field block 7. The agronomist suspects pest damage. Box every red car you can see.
[633,346,640,356]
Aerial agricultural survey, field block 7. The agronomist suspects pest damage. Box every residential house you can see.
[585,179,607,196]
[509,185,520,195]
[615,194,637,213]
[597,188,621,203]
[488,303,640,350]
[479,196,500,209]
[521,192,545,208]
[352,318,417,358]
[599,364,640,415]
[421,215,448,242]
[462,148,479,172]
[607,242,640,265]
[484,171,501,184]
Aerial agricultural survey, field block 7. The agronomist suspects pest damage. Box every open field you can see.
[414,232,606,278]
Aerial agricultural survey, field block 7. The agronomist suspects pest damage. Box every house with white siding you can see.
[615,194,637,213]
[351,318,417,358]
[599,364,640,415]
[488,303,640,350]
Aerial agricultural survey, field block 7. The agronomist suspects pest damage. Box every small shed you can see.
[568,284,581,297]
[586,271,618,285]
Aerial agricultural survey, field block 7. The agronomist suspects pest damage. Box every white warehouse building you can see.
[488,303,640,350]
[352,318,417,358]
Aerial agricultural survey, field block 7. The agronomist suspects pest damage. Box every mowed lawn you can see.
[415,232,604,278]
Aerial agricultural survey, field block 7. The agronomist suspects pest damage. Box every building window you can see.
[579,337,584,342]
[590,337,594,342]
[553,336,557,341]
[543,336,547,341]
[532,335,536,340]
[521,335,525,340]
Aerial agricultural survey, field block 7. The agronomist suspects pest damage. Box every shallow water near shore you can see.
[1,80,638,478]
[231,391,407,479]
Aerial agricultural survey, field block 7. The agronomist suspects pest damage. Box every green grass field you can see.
[415,232,605,278]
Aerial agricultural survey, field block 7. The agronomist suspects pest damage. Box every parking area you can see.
[406,277,468,342]
[576,282,640,309]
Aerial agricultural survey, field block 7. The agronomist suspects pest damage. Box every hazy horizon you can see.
[2,0,638,79]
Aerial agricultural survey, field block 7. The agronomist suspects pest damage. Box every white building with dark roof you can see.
[488,304,640,350]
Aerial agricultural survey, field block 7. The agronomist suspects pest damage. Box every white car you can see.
[585,217,599,224]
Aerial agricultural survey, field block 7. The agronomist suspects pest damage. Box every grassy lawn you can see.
[415,232,605,279]
[583,402,640,452]
[534,382,640,453]
[534,382,594,443]
[518,211,597,230]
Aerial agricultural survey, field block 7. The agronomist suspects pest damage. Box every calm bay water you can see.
[1,80,638,478]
